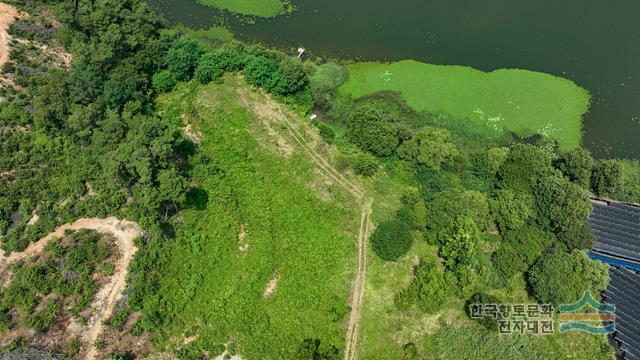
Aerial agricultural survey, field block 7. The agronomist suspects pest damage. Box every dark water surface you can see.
[150,0,640,158]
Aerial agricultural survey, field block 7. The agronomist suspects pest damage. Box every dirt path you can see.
[0,217,142,360]
[234,84,370,360]
[344,202,371,360]
[0,3,19,74]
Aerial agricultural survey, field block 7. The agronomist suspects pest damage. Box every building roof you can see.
[590,201,640,262]
[603,267,640,360]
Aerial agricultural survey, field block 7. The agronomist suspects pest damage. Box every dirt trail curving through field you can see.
[0,3,19,73]
[234,83,370,360]
[0,217,142,360]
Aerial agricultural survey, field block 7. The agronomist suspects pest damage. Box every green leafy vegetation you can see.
[0,0,187,254]
[371,218,414,261]
[0,230,115,333]
[134,75,359,359]
[527,250,610,306]
[0,0,630,359]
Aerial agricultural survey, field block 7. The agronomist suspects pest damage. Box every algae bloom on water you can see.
[339,60,591,150]
[197,0,290,18]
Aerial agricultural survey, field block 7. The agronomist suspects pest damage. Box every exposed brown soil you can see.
[0,3,20,71]
[0,217,142,360]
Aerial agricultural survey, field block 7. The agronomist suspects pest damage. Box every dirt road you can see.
[234,84,371,360]
[0,217,142,360]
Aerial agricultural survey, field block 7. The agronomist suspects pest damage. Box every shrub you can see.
[497,144,555,193]
[402,343,420,360]
[278,57,308,94]
[426,190,492,238]
[591,160,624,197]
[152,70,177,93]
[395,258,449,313]
[492,244,527,280]
[194,53,225,84]
[346,105,398,157]
[371,218,413,261]
[165,37,204,81]
[351,152,379,177]
[502,225,553,268]
[244,56,282,93]
[558,147,594,189]
[309,62,348,111]
[397,127,458,170]
[213,48,248,72]
[315,122,335,144]
[492,189,533,231]
[527,250,609,305]
[533,175,592,249]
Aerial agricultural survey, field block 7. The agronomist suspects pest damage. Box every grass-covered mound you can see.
[197,0,289,17]
[339,60,590,150]
[149,76,360,358]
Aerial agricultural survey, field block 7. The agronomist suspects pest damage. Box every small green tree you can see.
[492,244,527,280]
[194,53,225,84]
[395,258,449,313]
[67,59,103,104]
[527,250,609,306]
[371,218,413,261]
[346,105,398,157]
[558,147,594,189]
[351,152,379,177]
[498,144,556,193]
[309,62,348,111]
[591,159,624,197]
[157,168,188,219]
[398,127,458,170]
[534,175,592,249]
[152,70,177,93]
[492,189,533,231]
[165,37,203,81]
[277,57,308,94]
[438,217,481,269]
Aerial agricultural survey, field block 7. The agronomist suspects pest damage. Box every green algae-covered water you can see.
[150,0,640,158]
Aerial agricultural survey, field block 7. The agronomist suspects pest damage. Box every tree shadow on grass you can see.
[184,187,209,211]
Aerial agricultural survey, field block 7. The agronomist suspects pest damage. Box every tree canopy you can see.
[527,250,609,306]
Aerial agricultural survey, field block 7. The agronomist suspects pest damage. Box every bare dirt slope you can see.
[0,217,142,360]
[0,3,19,74]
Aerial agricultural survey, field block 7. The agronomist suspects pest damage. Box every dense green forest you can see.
[1,0,639,359]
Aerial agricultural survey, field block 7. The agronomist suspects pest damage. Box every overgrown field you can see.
[148,76,360,358]
[197,0,289,17]
[339,60,590,150]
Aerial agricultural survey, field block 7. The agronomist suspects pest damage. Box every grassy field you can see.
[151,76,361,358]
[339,60,591,150]
[197,0,289,17]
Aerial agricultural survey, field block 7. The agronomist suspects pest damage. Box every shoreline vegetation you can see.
[339,60,590,151]
[197,0,292,18]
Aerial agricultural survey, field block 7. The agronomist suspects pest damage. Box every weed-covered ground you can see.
[339,60,590,150]
[151,76,360,358]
